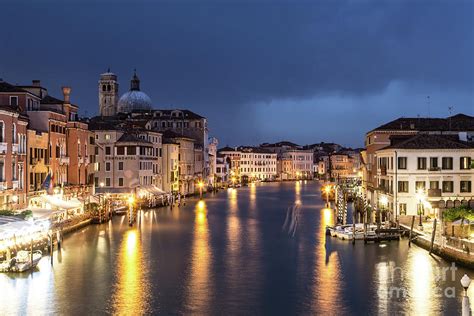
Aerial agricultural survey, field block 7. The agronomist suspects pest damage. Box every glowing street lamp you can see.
[99,182,105,188]
[198,181,204,199]
[231,176,236,187]
[380,195,388,222]
[461,274,471,316]
[416,188,426,230]
[324,185,331,206]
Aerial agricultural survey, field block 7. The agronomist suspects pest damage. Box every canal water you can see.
[1,181,473,315]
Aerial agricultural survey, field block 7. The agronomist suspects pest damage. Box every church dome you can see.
[116,70,153,113]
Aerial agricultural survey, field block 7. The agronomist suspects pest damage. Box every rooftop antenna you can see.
[427,95,431,118]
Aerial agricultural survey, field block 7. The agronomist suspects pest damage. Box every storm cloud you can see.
[1,1,473,146]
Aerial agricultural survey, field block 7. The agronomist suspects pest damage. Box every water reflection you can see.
[312,207,344,314]
[295,181,301,205]
[184,200,213,313]
[111,229,150,315]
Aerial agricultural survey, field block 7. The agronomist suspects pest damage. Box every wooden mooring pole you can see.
[430,218,437,255]
[408,215,415,247]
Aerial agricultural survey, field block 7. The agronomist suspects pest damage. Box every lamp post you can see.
[324,185,331,207]
[198,181,204,199]
[461,274,471,316]
[380,196,388,224]
[416,188,425,231]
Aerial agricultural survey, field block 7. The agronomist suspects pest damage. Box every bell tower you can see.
[98,69,119,116]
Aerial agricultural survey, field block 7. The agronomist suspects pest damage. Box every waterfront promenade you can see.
[0,181,473,315]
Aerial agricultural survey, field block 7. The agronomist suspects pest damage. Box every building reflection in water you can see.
[111,229,150,315]
[184,200,213,313]
[312,207,344,314]
[249,183,256,210]
[295,181,301,205]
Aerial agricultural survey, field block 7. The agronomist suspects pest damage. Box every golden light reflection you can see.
[185,199,212,311]
[406,250,436,315]
[312,206,342,313]
[112,229,150,315]
[295,181,301,205]
[249,182,257,210]
[228,188,238,212]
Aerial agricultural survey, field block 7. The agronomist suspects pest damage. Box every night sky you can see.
[1,1,473,148]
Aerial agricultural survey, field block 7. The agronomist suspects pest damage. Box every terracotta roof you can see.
[381,134,474,150]
[370,114,474,133]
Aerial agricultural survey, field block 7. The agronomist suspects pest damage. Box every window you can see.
[398,157,407,169]
[429,181,439,190]
[105,134,111,140]
[0,121,3,143]
[417,157,427,170]
[442,181,454,193]
[116,146,125,155]
[105,146,111,155]
[10,96,18,106]
[127,146,136,155]
[461,181,472,193]
[105,178,111,187]
[95,147,99,155]
[398,181,409,193]
[0,160,4,181]
[118,162,123,170]
[105,162,111,172]
[430,157,439,170]
[415,181,426,190]
[460,157,472,170]
[94,177,98,187]
[119,178,124,187]
[442,157,453,170]
[399,203,407,215]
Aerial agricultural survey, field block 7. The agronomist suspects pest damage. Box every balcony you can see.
[380,165,387,176]
[0,181,6,190]
[12,144,19,154]
[429,167,441,171]
[428,188,442,197]
[12,180,19,190]
[0,143,7,154]
[59,156,70,165]
[79,156,89,165]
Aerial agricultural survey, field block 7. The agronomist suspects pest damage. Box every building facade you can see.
[375,134,474,217]
[238,147,277,181]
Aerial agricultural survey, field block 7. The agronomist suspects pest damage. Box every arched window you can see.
[102,85,106,92]
[12,123,17,143]
[107,85,111,91]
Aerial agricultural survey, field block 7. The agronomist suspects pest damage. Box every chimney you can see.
[62,86,71,103]
[32,80,41,86]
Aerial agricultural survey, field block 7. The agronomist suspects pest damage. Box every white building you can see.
[239,147,277,181]
[279,149,313,179]
[375,134,474,217]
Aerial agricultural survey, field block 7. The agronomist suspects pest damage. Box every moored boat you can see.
[0,250,43,272]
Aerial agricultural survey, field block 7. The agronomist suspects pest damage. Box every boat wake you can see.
[282,204,301,237]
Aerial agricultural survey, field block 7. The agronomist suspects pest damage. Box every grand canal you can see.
[1,181,473,315]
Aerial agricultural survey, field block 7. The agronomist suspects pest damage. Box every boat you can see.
[327,224,378,241]
[0,250,43,272]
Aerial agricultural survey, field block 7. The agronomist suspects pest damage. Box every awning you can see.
[139,186,169,196]
[41,195,82,210]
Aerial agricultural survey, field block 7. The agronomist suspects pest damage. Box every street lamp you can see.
[324,185,331,206]
[416,188,426,231]
[99,182,104,188]
[198,181,204,199]
[380,195,388,223]
[231,176,236,188]
[461,274,471,316]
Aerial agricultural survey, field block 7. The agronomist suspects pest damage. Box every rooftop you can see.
[370,114,474,133]
[381,134,474,150]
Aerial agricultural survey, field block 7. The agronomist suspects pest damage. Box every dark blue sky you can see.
[1,1,473,147]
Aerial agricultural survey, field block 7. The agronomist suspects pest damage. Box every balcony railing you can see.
[428,188,442,197]
[84,156,89,165]
[12,144,19,154]
[12,180,19,190]
[380,165,387,176]
[59,156,70,165]
[0,143,7,154]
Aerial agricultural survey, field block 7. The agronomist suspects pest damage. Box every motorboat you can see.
[328,224,378,241]
[0,250,42,272]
